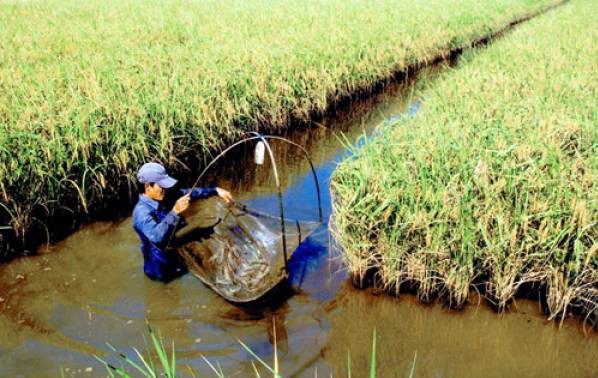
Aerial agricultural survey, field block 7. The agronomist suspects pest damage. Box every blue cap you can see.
[137,162,177,188]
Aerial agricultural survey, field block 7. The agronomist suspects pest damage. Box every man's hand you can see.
[173,194,191,214]
[216,187,234,204]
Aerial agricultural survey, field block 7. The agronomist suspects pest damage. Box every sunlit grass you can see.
[330,0,597,323]
[0,0,560,256]
[94,324,410,377]
[95,323,176,378]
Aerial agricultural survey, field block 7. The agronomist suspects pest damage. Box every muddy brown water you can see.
[1,64,597,377]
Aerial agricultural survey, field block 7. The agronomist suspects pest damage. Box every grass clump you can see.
[0,0,560,257]
[330,0,597,323]
[95,323,176,378]
[95,324,405,377]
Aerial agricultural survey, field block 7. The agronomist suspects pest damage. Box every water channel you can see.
[0,62,596,377]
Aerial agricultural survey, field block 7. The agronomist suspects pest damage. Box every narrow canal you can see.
[0,62,596,377]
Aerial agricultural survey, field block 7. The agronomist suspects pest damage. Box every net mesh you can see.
[176,198,320,302]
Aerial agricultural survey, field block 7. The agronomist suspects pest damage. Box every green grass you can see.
[0,0,560,256]
[95,323,176,378]
[94,324,410,377]
[330,0,597,323]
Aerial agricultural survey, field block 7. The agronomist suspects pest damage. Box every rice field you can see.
[0,0,560,257]
[330,0,597,323]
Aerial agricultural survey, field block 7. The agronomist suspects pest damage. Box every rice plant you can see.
[330,0,597,323]
[0,0,561,257]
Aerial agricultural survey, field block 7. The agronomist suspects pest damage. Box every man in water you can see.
[133,162,233,282]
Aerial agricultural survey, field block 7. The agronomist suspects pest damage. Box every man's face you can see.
[145,183,166,201]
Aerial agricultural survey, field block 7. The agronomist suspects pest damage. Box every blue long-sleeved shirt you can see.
[132,187,216,281]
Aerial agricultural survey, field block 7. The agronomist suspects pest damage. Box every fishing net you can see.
[176,198,321,303]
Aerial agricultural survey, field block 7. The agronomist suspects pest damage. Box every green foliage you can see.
[95,323,176,378]
[370,328,376,378]
[0,0,559,255]
[330,0,597,322]
[97,324,399,377]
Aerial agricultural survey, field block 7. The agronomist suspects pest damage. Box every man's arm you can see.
[180,187,217,200]
[136,207,180,245]
[181,187,233,204]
